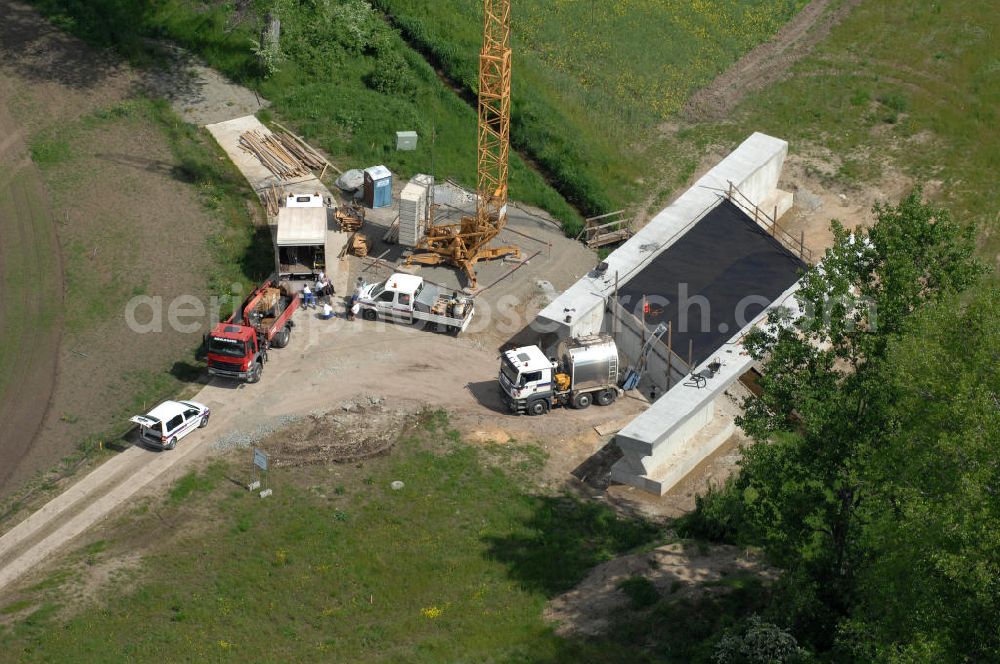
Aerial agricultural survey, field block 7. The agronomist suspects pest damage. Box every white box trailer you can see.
[275,194,330,279]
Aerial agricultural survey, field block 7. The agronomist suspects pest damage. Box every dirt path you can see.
[0,80,63,488]
[139,42,268,126]
[683,0,862,121]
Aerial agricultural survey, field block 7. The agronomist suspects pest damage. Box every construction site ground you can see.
[0,294,650,593]
[0,0,885,609]
[354,178,597,347]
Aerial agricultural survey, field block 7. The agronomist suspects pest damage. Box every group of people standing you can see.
[300,272,364,321]
[301,272,336,319]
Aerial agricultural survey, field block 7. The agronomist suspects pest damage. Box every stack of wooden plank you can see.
[335,203,365,232]
[274,131,326,171]
[262,183,284,216]
[382,216,400,243]
[351,233,369,257]
[239,130,311,179]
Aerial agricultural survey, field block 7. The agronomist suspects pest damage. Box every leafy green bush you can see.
[714,615,807,664]
[676,477,759,546]
[365,51,416,97]
[617,576,660,609]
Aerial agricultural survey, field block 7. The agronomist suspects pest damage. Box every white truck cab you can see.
[499,346,555,414]
[499,335,622,415]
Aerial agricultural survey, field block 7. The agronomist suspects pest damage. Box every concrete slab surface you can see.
[617,199,806,367]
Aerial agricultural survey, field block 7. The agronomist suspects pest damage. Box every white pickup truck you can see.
[356,273,475,335]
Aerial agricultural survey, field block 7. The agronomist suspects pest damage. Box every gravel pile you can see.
[210,414,302,452]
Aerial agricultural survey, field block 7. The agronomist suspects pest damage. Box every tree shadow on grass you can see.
[483,494,660,597]
[170,361,207,385]
[241,226,276,284]
[0,1,126,91]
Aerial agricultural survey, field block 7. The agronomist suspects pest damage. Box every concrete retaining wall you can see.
[607,301,689,393]
[611,282,802,494]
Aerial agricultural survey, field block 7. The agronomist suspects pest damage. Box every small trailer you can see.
[206,276,299,383]
[499,335,623,415]
[355,273,474,335]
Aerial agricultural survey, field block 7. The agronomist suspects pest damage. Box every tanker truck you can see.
[499,334,623,415]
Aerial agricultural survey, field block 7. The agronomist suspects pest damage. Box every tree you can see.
[843,286,1000,662]
[730,188,984,647]
[715,615,808,664]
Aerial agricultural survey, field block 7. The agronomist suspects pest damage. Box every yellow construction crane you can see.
[406,0,520,289]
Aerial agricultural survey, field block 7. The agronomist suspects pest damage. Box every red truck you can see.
[206,276,299,383]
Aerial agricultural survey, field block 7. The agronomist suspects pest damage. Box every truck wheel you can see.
[272,325,291,348]
[596,389,617,406]
[572,392,592,410]
[166,437,177,450]
[528,400,548,416]
[247,362,262,384]
[363,308,377,321]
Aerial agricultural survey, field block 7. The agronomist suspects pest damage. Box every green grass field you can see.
[0,414,708,662]
[0,161,59,407]
[678,0,999,259]
[372,0,809,216]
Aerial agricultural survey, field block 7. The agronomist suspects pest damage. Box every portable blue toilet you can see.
[363,165,393,209]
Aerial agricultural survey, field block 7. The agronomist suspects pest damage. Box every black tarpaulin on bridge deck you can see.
[617,199,807,367]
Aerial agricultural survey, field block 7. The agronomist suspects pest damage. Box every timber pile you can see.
[275,131,326,171]
[262,183,284,216]
[351,233,369,257]
[382,215,400,243]
[273,121,342,176]
[336,203,365,232]
[240,130,311,179]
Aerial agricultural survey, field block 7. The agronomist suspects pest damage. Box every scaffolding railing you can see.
[576,210,633,248]
[608,299,692,391]
[726,181,813,265]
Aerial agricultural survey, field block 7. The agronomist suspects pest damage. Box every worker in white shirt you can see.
[316,275,332,301]
[321,301,334,320]
[302,284,315,309]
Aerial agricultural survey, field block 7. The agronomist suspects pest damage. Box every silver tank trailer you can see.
[560,335,619,391]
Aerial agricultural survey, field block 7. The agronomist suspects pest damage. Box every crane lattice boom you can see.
[477,0,512,230]
[407,0,519,288]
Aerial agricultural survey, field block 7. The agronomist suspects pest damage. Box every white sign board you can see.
[253,448,269,471]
